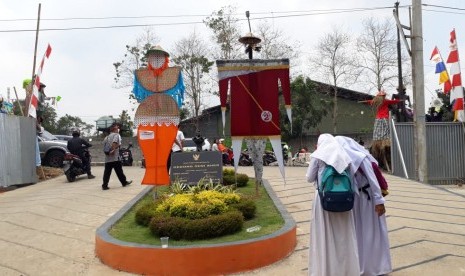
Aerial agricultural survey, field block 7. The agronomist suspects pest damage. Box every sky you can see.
[1,0,465,127]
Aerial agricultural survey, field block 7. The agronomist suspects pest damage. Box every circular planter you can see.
[95,180,296,275]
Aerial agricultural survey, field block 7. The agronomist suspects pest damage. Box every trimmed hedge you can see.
[236,174,249,187]
[149,210,244,240]
[230,198,256,220]
[135,201,159,226]
[222,172,249,187]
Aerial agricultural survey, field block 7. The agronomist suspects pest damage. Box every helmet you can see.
[71,128,80,137]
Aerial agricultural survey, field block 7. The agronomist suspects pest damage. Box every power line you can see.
[0,6,406,33]
[422,4,465,11]
[0,14,210,22]
[423,8,465,16]
[0,6,409,22]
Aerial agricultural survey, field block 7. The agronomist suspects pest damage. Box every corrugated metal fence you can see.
[0,115,37,187]
[391,122,465,185]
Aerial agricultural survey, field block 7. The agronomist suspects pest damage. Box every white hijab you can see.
[335,136,377,173]
[310,133,351,173]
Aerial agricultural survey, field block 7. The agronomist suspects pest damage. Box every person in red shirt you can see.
[359,90,402,141]
[218,139,233,165]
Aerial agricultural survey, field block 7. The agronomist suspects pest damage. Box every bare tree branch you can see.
[310,26,360,133]
[172,31,214,127]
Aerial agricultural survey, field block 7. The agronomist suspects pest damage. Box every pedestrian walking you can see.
[335,136,392,276]
[306,133,360,276]
[102,123,132,190]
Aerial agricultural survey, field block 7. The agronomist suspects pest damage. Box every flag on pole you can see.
[446,29,464,122]
[28,44,52,118]
[430,46,452,93]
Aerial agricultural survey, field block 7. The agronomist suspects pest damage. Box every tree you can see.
[310,27,360,134]
[172,31,214,127]
[356,17,398,92]
[204,6,243,60]
[118,110,133,137]
[113,28,160,91]
[280,76,328,147]
[255,21,300,61]
[55,115,93,136]
[40,102,58,133]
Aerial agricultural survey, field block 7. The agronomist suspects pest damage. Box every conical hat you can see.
[146,45,170,57]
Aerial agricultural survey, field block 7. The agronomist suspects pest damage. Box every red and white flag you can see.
[446,29,464,122]
[28,44,52,118]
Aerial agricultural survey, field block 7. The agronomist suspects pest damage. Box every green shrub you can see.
[236,174,249,187]
[149,213,186,240]
[231,198,256,220]
[170,180,188,194]
[135,201,160,226]
[223,174,236,185]
[223,168,235,176]
[149,210,244,240]
[223,172,249,187]
[154,190,241,220]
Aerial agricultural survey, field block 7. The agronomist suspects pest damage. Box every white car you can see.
[183,138,211,152]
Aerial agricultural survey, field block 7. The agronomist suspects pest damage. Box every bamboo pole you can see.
[13,87,24,116]
[26,3,41,117]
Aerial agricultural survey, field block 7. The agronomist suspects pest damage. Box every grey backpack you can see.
[103,136,112,155]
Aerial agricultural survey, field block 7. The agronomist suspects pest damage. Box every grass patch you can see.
[109,181,284,246]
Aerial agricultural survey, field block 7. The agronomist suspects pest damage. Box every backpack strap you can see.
[358,184,371,200]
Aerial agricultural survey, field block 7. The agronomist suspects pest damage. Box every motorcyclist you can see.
[67,128,95,179]
[192,130,205,152]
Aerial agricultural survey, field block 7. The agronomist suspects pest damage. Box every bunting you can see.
[446,29,464,122]
[28,44,52,118]
[430,46,451,93]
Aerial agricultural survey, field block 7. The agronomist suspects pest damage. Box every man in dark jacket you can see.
[67,128,95,179]
[192,130,205,152]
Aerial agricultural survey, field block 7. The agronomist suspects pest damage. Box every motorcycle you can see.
[63,148,91,182]
[120,142,133,166]
[263,150,277,166]
[238,150,253,166]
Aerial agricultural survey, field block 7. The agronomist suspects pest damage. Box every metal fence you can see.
[0,115,37,187]
[391,122,465,185]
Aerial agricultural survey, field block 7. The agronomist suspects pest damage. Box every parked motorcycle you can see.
[120,142,133,166]
[238,150,253,166]
[63,148,91,182]
[263,150,277,166]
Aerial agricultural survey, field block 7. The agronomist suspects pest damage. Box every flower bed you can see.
[95,179,296,275]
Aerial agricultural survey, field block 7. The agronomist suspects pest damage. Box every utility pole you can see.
[395,2,403,90]
[411,0,428,183]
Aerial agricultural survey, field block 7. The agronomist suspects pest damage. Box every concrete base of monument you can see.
[95,180,297,276]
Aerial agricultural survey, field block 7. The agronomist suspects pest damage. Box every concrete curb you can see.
[95,179,297,275]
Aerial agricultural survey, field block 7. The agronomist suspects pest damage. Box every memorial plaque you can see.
[170,151,223,185]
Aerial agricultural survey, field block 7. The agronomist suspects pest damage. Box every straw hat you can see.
[146,45,170,57]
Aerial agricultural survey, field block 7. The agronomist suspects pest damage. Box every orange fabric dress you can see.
[138,124,178,185]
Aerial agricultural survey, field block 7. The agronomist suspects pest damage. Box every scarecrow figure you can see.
[359,90,402,171]
[133,46,184,185]
[216,59,292,183]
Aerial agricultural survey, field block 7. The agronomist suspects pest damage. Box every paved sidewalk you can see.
[1,166,465,275]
